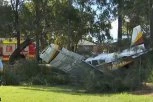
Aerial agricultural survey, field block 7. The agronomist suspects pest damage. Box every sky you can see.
[91,4,118,40]
[92,19,118,42]
[110,19,118,40]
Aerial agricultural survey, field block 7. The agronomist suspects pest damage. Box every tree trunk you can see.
[98,32,102,44]
[15,0,20,50]
[118,15,122,45]
[67,0,72,50]
[150,1,153,46]
[40,32,43,50]
[73,43,78,52]
[36,32,40,62]
[67,19,71,50]
[117,0,122,46]
[40,32,47,50]
[35,1,41,62]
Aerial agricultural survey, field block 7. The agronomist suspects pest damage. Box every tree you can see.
[0,1,13,37]
[150,0,153,45]
[11,0,24,49]
[117,0,122,45]
[120,0,152,47]
[32,0,43,62]
[87,0,112,43]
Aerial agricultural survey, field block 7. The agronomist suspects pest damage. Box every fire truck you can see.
[0,38,36,61]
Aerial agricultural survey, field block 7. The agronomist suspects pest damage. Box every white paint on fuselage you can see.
[85,44,146,66]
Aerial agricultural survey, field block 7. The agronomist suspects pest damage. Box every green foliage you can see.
[54,35,68,47]
[0,2,13,37]
[142,52,153,83]
[148,71,153,82]
[0,0,152,45]
[40,67,70,85]
[15,60,41,81]
[83,63,142,92]
[3,65,20,85]
[2,60,40,85]
[81,52,153,93]
[3,53,153,93]
[3,60,70,86]
[30,74,47,85]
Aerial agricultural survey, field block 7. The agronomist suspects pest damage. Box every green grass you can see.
[0,85,153,102]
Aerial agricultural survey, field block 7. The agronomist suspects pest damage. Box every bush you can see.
[3,59,70,86]
[15,59,41,81]
[143,53,153,83]
[3,65,20,85]
[43,68,70,85]
[83,52,153,93]
[31,74,47,85]
[83,62,142,92]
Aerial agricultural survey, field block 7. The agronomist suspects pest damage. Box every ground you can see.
[0,85,153,102]
[132,83,153,96]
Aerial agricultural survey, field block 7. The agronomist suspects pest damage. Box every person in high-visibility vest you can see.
[0,58,3,85]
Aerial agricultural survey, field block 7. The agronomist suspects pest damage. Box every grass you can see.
[0,85,153,102]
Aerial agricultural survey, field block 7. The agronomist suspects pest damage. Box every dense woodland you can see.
[0,0,153,61]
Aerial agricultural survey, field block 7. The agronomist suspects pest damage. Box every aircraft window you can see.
[92,60,98,65]
[99,60,105,64]
[87,61,91,64]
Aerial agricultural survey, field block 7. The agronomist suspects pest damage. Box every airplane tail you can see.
[131,25,144,47]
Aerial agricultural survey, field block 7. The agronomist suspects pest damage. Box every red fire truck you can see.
[0,38,36,61]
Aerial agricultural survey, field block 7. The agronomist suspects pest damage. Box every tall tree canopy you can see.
[0,0,153,62]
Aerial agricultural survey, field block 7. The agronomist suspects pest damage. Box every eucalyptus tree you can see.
[20,2,35,37]
[86,0,112,43]
[149,0,153,44]
[115,0,123,44]
[20,0,71,61]
[120,0,153,47]
[31,0,50,62]
[0,0,13,37]
[97,0,133,44]
[100,0,124,44]
[10,0,24,49]
[45,0,96,51]
[122,0,149,30]
[19,0,57,61]
[68,0,96,51]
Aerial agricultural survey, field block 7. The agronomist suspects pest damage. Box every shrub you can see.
[3,65,20,85]
[3,59,70,86]
[31,74,47,85]
[144,53,153,83]
[15,59,41,81]
[43,68,70,85]
[83,63,142,92]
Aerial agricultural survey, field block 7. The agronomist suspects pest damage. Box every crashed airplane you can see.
[85,25,150,70]
[40,44,103,84]
[40,25,151,82]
